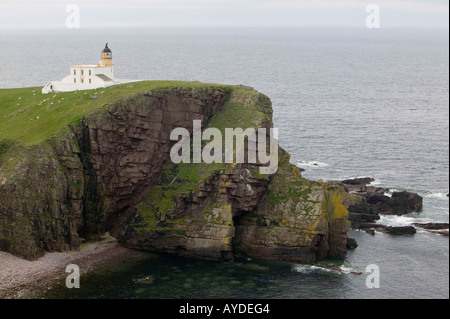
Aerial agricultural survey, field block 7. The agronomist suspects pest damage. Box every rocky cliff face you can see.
[0,83,350,262]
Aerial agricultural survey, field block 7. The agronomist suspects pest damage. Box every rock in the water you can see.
[337,177,388,194]
[135,276,154,284]
[412,223,449,237]
[387,191,423,215]
[354,222,417,236]
[434,230,449,237]
[346,237,358,249]
[384,226,416,235]
[412,222,449,230]
[336,178,423,231]
[341,177,374,186]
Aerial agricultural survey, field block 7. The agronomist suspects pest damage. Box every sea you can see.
[0,27,448,299]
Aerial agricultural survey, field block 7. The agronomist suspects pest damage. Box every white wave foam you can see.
[293,264,362,275]
[292,265,333,274]
[377,215,447,227]
[370,178,383,186]
[339,266,351,274]
[339,265,357,274]
[296,160,329,169]
[425,192,449,200]
[378,215,417,226]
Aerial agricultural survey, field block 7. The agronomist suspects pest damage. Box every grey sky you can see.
[0,0,448,29]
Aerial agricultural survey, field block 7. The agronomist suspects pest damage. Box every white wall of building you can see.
[43,64,116,94]
[61,65,114,85]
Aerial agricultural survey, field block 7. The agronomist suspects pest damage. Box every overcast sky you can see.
[0,0,448,29]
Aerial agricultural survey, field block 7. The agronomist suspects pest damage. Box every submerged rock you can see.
[434,230,449,237]
[412,222,449,230]
[413,223,449,237]
[135,276,155,284]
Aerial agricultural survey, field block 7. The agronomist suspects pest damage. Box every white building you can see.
[42,44,132,94]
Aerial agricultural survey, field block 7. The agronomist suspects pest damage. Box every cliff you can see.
[0,81,350,262]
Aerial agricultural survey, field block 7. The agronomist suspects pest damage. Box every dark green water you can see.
[43,229,449,299]
[44,251,358,299]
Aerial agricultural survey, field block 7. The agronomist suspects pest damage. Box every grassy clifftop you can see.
[0,81,232,146]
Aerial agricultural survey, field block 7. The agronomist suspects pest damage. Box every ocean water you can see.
[0,27,448,299]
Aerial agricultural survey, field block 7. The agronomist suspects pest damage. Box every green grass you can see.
[208,94,271,132]
[0,81,233,146]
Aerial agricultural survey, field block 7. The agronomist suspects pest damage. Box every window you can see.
[81,79,84,83]
[73,70,76,75]
[74,78,76,83]
[89,79,91,84]
[89,70,91,76]
[81,70,84,75]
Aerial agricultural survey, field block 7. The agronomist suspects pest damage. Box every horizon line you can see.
[1,25,449,31]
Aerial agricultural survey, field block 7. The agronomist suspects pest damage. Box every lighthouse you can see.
[100,43,113,67]
[42,43,133,94]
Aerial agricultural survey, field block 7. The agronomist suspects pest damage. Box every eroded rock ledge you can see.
[0,83,350,263]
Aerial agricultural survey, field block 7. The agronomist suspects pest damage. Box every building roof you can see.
[95,74,113,82]
[102,43,111,53]
[72,64,98,68]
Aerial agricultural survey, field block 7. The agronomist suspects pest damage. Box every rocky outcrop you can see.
[383,226,416,235]
[387,192,423,215]
[346,237,358,249]
[0,86,231,259]
[412,223,449,230]
[231,153,350,263]
[350,222,417,236]
[333,178,423,229]
[118,88,350,263]
[118,165,268,261]
[0,144,81,259]
[0,83,350,263]
[324,178,426,237]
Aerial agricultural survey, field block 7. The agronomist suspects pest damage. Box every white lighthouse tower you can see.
[42,44,132,94]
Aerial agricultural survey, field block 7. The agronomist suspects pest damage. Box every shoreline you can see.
[0,236,136,299]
